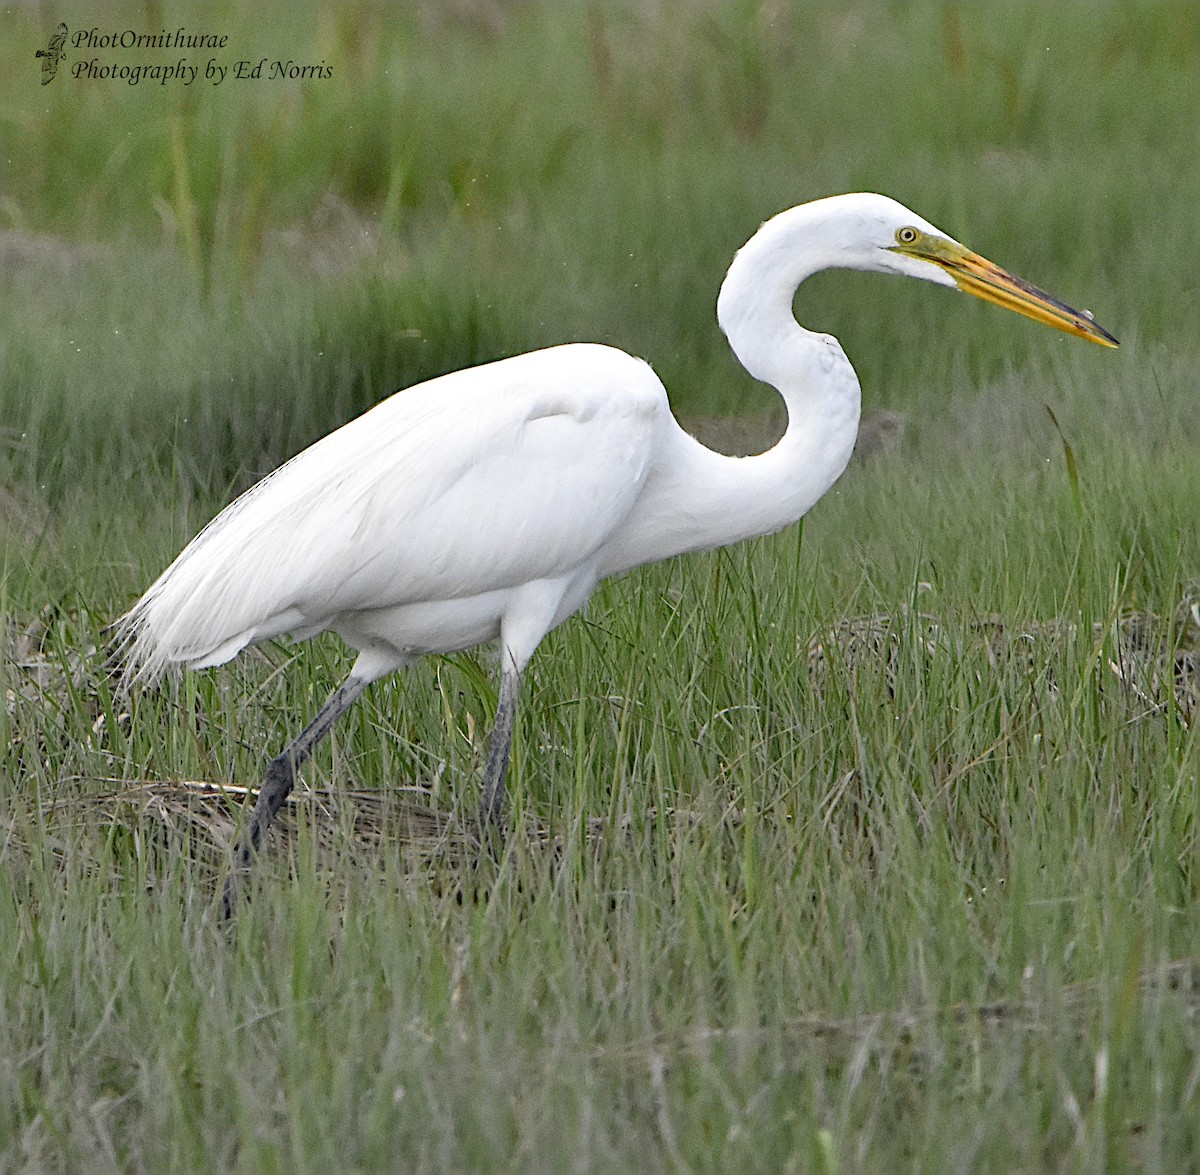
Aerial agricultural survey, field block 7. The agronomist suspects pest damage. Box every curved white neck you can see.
[600,204,864,576]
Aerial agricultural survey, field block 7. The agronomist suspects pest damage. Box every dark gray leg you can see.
[222,675,368,918]
[478,666,519,830]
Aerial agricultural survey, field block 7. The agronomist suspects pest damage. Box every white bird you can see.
[117,193,1117,911]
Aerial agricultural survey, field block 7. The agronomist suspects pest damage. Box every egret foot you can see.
[218,676,368,919]
[221,752,295,919]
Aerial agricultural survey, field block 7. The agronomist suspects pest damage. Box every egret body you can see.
[117,194,1117,912]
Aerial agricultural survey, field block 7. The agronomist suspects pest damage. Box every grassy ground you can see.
[2,1,1197,1169]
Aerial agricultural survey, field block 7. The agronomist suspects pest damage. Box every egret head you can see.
[859,195,1118,347]
[717,192,1117,389]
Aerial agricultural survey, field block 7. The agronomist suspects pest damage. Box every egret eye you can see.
[896,226,919,245]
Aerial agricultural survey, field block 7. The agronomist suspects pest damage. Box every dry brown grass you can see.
[806,598,1200,726]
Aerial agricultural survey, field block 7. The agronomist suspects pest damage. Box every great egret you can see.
[117,193,1117,911]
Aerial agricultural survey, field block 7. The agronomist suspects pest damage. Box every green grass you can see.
[2,0,1198,1170]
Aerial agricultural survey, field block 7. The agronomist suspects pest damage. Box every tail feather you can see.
[115,560,295,688]
[113,591,174,689]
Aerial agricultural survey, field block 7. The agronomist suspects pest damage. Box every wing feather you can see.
[118,344,665,680]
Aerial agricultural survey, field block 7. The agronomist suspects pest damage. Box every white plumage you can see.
[121,343,665,682]
[117,193,1116,912]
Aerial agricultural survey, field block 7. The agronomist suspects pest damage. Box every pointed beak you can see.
[894,238,1119,348]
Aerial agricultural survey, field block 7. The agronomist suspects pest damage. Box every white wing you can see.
[119,343,667,680]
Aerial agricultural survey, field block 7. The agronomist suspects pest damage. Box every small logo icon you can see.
[36,22,67,85]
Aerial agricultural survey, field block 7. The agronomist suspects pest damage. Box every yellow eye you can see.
[896,226,919,245]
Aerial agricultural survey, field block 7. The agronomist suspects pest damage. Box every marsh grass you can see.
[1,1,1198,1169]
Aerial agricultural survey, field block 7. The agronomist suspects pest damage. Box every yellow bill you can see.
[892,231,1119,348]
